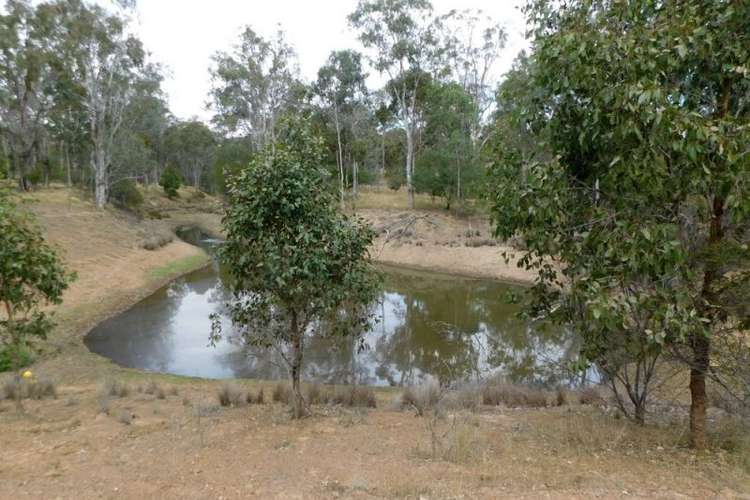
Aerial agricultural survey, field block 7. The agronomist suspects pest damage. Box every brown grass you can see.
[481,380,550,408]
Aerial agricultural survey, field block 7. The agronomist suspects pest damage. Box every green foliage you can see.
[414,81,480,208]
[159,166,181,198]
[212,117,381,417]
[109,179,143,210]
[0,189,74,372]
[489,0,750,438]
[0,344,32,372]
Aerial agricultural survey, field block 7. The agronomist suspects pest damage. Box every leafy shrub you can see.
[387,175,403,191]
[109,179,144,210]
[0,345,32,372]
[159,166,181,198]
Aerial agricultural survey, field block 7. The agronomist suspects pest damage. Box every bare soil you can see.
[0,186,748,499]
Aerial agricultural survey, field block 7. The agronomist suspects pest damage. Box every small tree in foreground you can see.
[211,118,381,418]
[0,190,73,373]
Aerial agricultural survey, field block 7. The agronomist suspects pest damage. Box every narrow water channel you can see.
[85,227,578,386]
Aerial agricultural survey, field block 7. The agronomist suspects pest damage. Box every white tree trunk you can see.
[92,145,108,208]
[405,127,415,210]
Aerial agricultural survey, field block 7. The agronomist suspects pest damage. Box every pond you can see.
[85,227,580,387]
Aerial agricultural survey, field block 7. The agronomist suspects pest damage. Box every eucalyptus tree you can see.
[208,27,299,151]
[0,0,59,190]
[314,49,368,209]
[489,0,750,447]
[164,120,215,189]
[349,0,447,209]
[59,0,144,207]
[413,81,477,209]
[441,9,506,153]
[212,118,381,418]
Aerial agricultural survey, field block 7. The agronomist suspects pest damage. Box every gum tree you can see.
[349,0,445,209]
[212,118,381,418]
[489,0,749,446]
[0,189,73,373]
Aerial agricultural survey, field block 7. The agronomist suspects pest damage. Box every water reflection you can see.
[85,230,578,386]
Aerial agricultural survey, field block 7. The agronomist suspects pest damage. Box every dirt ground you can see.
[1,186,748,499]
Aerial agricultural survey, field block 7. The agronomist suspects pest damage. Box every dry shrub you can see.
[141,230,173,251]
[117,409,133,425]
[245,388,265,405]
[536,410,685,454]
[2,378,57,401]
[439,384,481,412]
[401,380,441,416]
[272,382,292,404]
[578,386,606,406]
[141,379,165,397]
[414,413,487,464]
[464,238,497,248]
[556,387,574,406]
[330,385,377,408]
[102,379,130,398]
[306,384,323,405]
[167,386,179,396]
[481,380,549,408]
[217,383,245,407]
[710,417,750,472]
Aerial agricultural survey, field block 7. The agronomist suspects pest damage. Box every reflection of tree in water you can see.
[89,230,579,387]
[366,270,494,386]
[85,272,195,372]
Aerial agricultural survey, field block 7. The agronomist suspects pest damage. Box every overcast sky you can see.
[127,0,529,121]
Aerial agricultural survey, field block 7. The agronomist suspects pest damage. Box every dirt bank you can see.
[359,209,534,284]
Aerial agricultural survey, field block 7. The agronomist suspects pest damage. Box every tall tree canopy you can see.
[489,0,750,447]
[209,27,299,151]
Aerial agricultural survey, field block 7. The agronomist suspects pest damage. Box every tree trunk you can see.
[334,107,345,211]
[690,194,725,448]
[65,143,72,187]
[405,128,414,209]
[92,146,108,208]
[289,312,307,419]
[352,160,358,211]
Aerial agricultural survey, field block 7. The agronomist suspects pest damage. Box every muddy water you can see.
[85,228,577,386]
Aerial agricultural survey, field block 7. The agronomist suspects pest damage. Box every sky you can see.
[127,0,530,122]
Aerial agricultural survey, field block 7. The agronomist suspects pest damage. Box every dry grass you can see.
[101,379,130,398]
[413,412,488,464]
[400,380,441,416]
[481,379,550,408]
[1,378,57,401]
[141,229,174,251]
[579,385,607,406]
[217,383,246,407]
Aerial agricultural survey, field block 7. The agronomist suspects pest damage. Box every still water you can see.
[85,228,578,386]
